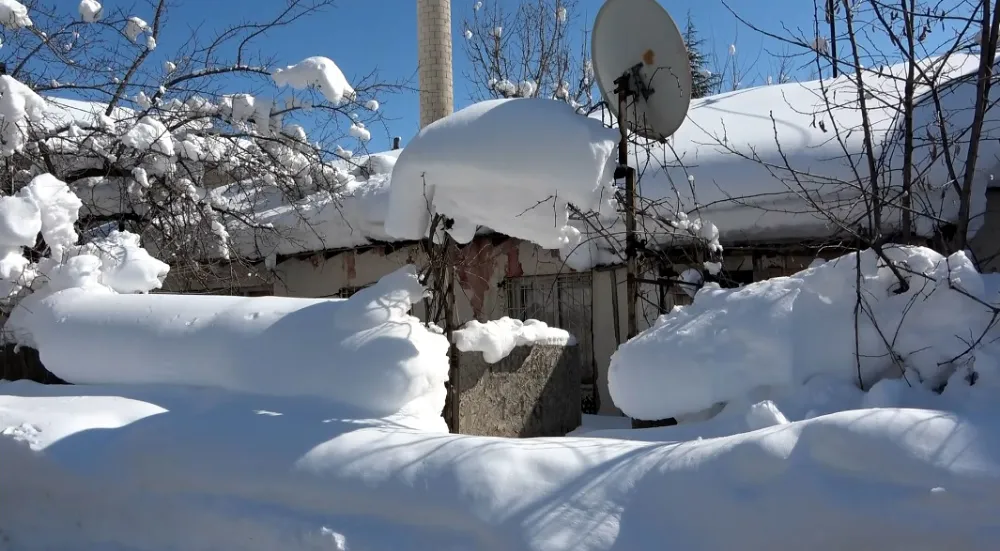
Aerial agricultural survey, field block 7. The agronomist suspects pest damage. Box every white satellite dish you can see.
[591,0,694,345]
[592,0,692,141]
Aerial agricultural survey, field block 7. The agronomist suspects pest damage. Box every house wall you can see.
[262,238,836,416]
[164,190,1000,417]
[970,188,1000,273]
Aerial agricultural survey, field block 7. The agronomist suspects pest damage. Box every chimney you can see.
[392,136,402,150]
[416,0,454,128]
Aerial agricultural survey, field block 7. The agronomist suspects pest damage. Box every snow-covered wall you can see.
[245,236,841,415]
[8,266,450,421]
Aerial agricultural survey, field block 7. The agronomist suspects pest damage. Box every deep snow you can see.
[3,376,1000,550]
[4,249,1000,549]
[610,246,1000,421]
[7,265,449,422]
[385,98,620,250]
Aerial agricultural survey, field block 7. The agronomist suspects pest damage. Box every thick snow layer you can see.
[78,0,101,22]
[41,96,131,131]
[609,245,1000,421]
[272,56,356,106]
[385,98,619,250]
[453,317,575,363]
[103,55,988,270]
[0,0,30,29]
[7,265,450,420]
[3,379,1000,550]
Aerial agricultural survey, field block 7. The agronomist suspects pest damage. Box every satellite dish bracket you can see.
[612,62,656,102]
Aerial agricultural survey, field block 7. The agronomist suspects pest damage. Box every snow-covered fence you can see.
[453,318,581,437]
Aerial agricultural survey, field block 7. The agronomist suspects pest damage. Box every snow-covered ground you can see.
[4,247,1000,550]
[4,370,1000,550]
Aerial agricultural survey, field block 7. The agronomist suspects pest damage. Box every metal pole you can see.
[617,87,639,340]
[828,0,838,78]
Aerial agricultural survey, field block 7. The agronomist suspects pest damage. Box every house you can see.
[165,54,1000,416]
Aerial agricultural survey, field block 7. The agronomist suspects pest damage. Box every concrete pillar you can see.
[417,0,455,128]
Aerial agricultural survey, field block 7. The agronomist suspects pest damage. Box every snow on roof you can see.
[385,98,619,250]
[220,149,403,259]
[617,53,997,242]
[223,54,998,268]
[40,96,131,130]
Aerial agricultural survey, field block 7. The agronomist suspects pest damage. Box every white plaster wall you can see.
[971,189,1000,273]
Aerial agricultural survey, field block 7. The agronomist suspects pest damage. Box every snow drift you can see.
[4,245,1000,548]
[385,98,619,250]
[2,380,1000,551]
[7,265,450,420]
[609,245,1000,421]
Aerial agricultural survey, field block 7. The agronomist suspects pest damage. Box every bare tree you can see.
[698,0,1000,391]
[0,0,404,298]
[462,0,597,110]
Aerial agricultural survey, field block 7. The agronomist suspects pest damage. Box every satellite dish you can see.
[592,0,693,141]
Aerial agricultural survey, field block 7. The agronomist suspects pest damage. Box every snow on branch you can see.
[0,0,402,292]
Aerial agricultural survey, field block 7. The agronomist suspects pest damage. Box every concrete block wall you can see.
[457,343,582,438]
[417,0,455,128]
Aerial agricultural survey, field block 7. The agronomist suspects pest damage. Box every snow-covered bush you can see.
[0,69,168,306]
[609,245,1000,421]
[0,0,395,285]
[0,173,167,309]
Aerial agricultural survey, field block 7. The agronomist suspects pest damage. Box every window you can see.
[504,272,598,414]
[330,283,372,299]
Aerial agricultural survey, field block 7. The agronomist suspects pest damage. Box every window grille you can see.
[330,283,372,299]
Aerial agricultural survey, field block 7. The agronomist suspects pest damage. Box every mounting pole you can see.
[615,73,640,340]
[827,0,838,78]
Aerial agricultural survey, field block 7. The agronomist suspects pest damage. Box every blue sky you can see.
[149,0,901,152]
